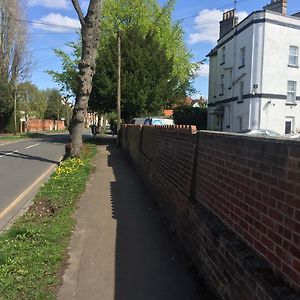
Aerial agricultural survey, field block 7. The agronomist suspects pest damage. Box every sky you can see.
[25,0,300,99]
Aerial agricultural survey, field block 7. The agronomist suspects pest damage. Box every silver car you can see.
[238,129,281,137]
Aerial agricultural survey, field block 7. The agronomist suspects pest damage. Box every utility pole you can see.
[14,84,17,135]
[117,30,121,132]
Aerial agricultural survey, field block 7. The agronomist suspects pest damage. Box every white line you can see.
[0,150,19,158]
[0,139,29,147]
[25,143,40,149]
[0,163,57,221]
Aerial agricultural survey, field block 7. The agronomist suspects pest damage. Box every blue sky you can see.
[26,0,299,99]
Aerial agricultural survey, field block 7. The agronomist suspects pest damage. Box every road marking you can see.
[25,143,40,149]
[0,150,19,158]
[0,163,57,222]
[0,139,29,147]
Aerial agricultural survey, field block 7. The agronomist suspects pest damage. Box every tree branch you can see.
[71,0,85,27]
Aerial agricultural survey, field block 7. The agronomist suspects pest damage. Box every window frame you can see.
[220,74,224,95]
[239,81,244,101]
[287,80,297,103]
[221,46,225,65]
[288,46,299,67]
[240,47,246,68]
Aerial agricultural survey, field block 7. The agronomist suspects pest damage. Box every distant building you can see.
[207,0,300,134]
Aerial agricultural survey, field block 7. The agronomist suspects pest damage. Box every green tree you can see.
[173,105,208,130]
[17,82,47,120]
[0,81,13,132]
[46,40,81,98]
[90,27,181,121]
[48,0,196,119]
[44,89,66,121]
[99,0,194,88]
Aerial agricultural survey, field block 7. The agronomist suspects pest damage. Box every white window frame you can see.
[221,46,225,64]
[289,46,299,67]
[229,70,232,89]
[285,117,295,134]
[237,116,243,131]
[220,74,224,95]
[239,81,244,101]
[287,80,297,103]
[240,47,246,67]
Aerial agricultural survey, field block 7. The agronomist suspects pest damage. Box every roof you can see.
[206,46,217,57]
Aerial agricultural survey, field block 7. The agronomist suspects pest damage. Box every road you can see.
[0,133,68,231]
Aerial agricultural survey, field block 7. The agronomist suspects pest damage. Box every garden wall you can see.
[120,125,300,300]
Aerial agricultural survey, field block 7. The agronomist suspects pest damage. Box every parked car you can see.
[129,118,147,125]
[129,117,174,126]
[284,133,300,140]
[238,129,281,137]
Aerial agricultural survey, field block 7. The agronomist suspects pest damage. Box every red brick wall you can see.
[55,120,65,130]
[196,131,300,287]
[120,126,300,299]
[27,119,43,132]
[26,119,64,132]
[43,119,54,131]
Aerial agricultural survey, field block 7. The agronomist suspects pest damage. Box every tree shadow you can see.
[103,141,216,300]
[0,151,59,164]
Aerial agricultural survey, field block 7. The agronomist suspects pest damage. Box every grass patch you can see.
[0,143,97,299]
[0,133,46,141]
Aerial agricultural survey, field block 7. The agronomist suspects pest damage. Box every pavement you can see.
[57,135,213,300]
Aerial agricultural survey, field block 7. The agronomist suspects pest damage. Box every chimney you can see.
[219,9,238,39]
[263,0,287,15]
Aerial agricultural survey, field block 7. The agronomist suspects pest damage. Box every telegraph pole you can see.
[14,84,17,135]
[117,30,121,132]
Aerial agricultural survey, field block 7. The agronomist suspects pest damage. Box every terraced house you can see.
[207,0,300,134]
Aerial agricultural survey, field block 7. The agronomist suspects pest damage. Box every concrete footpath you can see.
[57,136,213,300]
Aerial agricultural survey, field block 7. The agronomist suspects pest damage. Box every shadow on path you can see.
[104,140,215,300]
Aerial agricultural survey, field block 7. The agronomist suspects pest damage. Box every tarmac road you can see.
[0,133,68,231]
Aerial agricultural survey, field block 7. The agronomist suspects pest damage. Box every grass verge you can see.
[0,133,46,141]
[0,143,97,299]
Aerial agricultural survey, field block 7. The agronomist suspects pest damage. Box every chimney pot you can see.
[263,0,287,15]
[220,9,238,39]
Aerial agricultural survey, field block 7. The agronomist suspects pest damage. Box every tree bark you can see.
[70,0,103,156]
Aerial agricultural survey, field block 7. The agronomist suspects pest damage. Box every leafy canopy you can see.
[46,40,81,99]
[48,0,196,120]
[91,27,180,121]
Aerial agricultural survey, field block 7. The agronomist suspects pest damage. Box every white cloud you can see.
[28,0,69,9]
[188,9,248,45]
[196,63,209,78]
[33,13,80,33]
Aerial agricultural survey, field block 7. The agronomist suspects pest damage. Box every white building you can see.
[207,0,300,134]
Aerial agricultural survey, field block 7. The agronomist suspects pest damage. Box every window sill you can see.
[286,102,297,106]
[288,64,299,68]
[238,65,245,69]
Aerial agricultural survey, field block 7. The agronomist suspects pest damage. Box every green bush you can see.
[173,105,207,130]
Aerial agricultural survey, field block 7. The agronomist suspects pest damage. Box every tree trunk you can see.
[70,0,103,156]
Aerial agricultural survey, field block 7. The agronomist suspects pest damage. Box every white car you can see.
[129,117,174,126]
[238,129,281,137]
